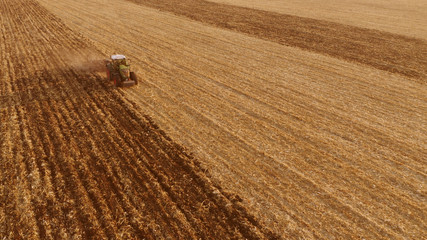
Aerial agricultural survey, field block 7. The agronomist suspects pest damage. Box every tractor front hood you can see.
[119,65,130,79]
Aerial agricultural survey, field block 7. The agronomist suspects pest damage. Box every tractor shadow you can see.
[3,65,114,109]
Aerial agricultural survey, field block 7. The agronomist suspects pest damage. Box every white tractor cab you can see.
[105,54,137,87]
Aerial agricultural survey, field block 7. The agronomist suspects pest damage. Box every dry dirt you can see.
[2,0,427,239]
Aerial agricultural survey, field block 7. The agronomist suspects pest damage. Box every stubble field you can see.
[207,0,427,39]
[0,0,277,239]
[2,0,426,239]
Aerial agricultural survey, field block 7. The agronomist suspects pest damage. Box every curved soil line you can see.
[128,0,427,81]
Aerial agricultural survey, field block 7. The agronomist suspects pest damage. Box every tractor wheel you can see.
[106,68,111,81]
[113,75,121,87]
[130,72,138,85]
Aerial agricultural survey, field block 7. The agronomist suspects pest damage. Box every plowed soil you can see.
[2,0,427,239]
[0,0,277,239]
[207,0,427,39]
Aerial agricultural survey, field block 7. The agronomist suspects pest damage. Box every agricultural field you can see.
[207,0,427,39]
[0,0,276,239]
[2,0,427,239]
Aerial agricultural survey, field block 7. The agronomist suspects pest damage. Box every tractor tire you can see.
[106,63,113,81]
[106,68,111,81]
[113,75,121,87]
[130,72,138,85]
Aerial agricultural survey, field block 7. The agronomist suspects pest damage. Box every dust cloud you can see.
[60,47,106,73]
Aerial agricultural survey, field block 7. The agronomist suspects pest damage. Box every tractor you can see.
[105,54,138,87]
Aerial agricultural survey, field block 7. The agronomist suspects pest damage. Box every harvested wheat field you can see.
[2,0,427,239]
[207,0,427,39]
[0,0,278,239]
